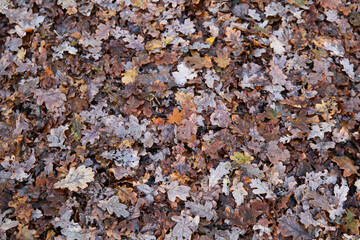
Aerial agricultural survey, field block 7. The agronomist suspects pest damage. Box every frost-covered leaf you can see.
[209,162,231,188]
[340,58,355,79]
[52,41,78,60]
[3,8,45,37]
[57,0,77,14]
[98,196,129,218]
[48,125,69,148]
[81,124,101,145]
[101,148,140,168]
[231,179,248,206]
[172,62,197,86]
[210,101,231,128]
[250,178,275,200]
[167,181,191,202]
[0,209,18,234]
[355,179,360,195]
[185,201,217,221]
[270,35,285,55]
[170,210,199,240]
[54,165,95,192]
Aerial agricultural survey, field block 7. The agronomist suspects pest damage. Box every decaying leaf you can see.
[33,88,66,112]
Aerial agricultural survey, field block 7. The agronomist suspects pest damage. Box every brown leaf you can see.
[214,48,230,68]
[185,51,212,69]
[332,156,359,177]
[319,0,341,9]
[278,216,313,240]
[32,88,66,112]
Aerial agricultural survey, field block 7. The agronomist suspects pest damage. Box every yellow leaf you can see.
[17,47,26,62]
[145,39,163,51]
[206,37,215,45]
[121,68,137,84]
[230,152,254,165]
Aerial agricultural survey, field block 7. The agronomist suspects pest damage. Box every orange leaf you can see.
[168,108,185,125]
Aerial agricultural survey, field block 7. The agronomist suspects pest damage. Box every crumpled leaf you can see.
[52,41,78,60]
[0,209,18,235]
[98,196,130,218]
[270,35,286,55]
[185,201,217,221]
[48,125,69,148]
[54,165,95,192]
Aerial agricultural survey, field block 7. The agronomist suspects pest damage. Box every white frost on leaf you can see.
[250,178,275,200]
[101,148,140,168]
[54,165,95,192]
[172,62,197,86]
[231,179,248,206]
[355,179,360,195]
[209,162,231,189]
[340,58,355,79]
[185,201,217,221]
[328,178,349,220]
[48,124,69,148]
[269,35,285,55]
[167,181,191,202]
[0,209,18,233]
[169,210,199,240]
[52,41,78,60]
[98,196,129,218]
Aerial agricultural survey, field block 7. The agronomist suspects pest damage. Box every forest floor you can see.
[1,0,360,239]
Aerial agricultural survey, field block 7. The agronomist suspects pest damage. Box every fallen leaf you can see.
[214,48,230,68]
[332,156,360,177]
[278,216,313,240]
[54,165,95,191]
[122,68,137,84]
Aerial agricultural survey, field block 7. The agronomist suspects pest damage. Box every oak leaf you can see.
[122,68,137,84]
[168,108,185,125]
[278,216,313,240]
[54,165,95,191]
[214,49,230,68]
[332,156,359,177]
[98,196,130,218]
